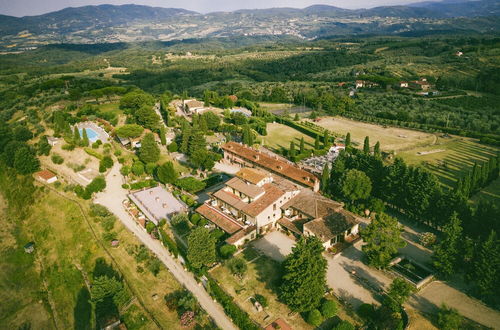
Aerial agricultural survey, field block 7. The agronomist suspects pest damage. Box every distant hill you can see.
[0,1,499,50]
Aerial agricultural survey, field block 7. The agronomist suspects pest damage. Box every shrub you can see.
[321,299,338,319]
[306,309,323,327]
[114,150,122,156]
[62,143,75,151]
[90,204,112,217]
[419,232,437,247]
[210,228,225,241]
[101,216,116,232]
[175,177,206,193]
[333,320,355,330]
[51,153,64,164]
[145,162,157,175]
[189,213,201,225]
[131,162,145,176]
[254,294,268,308]
[167,141,178,152]
[84,147,103,160]
[227,257,247,277]
[122,184,129,189]
[146,222,156,234]
[219,244,237,259]
[357,303,376,321]
[147,257,161,276]
[438,304,462,330]
[159,228,179,258]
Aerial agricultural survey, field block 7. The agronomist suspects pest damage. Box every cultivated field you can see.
[306,116,436,151]
[398,137,499,189]
[259,122,316,151]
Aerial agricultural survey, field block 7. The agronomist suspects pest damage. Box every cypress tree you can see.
[374,141,381,158]
[314,134,320,150]
[345,133,351,148]
[321,163,330,193]
[180,122,191,154]
[433,212,463,278]
[81,128,89,147]
[289,141,296,159]
[323,130,330,148]
[299,137,305,154]
[363,136,370,154]
[159,127,166,145]
[470,230,500,299]
[73,126,81,143]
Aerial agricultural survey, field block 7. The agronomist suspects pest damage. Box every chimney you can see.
[149,190,153,195]
[254,155,259,161]
[155,197,160,202]
[162,203,167,208]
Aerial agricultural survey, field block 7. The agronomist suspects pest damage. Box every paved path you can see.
[95,163,237,330]
[408,281,500,329]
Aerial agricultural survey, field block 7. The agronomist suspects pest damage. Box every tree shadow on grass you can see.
[74,286,92,330]
[253,255,283,296]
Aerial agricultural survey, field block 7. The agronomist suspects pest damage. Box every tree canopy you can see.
[187,227,216,270]
[139,133,160,164]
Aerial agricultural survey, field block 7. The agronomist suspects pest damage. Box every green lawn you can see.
[258,122,316,152]
[97,102,123,116]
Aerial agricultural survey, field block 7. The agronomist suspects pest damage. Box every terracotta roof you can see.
[236,168,268,185]
[35,170,56,181]
[222,142,317,188]
[213,190,248,211]
[225,177,265,199]
[242,183,285,217]
[282,190,343,219]
[225,226,256,245]
[304,210,360,243]
[277,217,303,236]
[265,318,293,330]
[196,204,243,234]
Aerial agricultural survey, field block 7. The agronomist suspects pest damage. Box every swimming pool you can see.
[79,128,99,142]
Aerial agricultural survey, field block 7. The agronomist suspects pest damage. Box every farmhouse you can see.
[47,136,60,146]
[410,78,431,91]
[399,81,409,88]
[197,167,361,249]
[221,141,320,191]
[35,169,58,184]
[128,186,187,225]
[183,99,207,114]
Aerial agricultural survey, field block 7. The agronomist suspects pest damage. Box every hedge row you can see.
[207,277,260,330]
[159,228,179,258]
[83,147,104,160]
[128,179,157,190]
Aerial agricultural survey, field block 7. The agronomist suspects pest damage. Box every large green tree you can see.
[341,169,372,202]
[157,161,178,184]
[136,105,161,130]
[139,133,160,164]
[187,227,216,270]
[362,213,406,268]
[115,124,144,138]
[279,236,327,312]
[468,230,499,299]
[432,212,462,278]
[14,147,40,174]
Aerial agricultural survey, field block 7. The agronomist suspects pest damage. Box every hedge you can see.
[84,147,104,160]
[129,180,157,190]
[159,228,179,258]
[207,277,260,330]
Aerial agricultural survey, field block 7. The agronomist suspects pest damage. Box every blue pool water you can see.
[79,128,99,142]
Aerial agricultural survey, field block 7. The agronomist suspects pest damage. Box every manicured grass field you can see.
[398,137,499,189]
[0,187,183,329]
[307,116,436,152]
[98,102,122,115]
[258,122,316,151]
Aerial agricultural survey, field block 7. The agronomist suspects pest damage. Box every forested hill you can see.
[1,1,500,51]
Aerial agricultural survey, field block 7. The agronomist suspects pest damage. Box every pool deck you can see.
[76,122,109,143]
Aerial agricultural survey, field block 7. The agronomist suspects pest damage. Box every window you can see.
[273,203,276,211]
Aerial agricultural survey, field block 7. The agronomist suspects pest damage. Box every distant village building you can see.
[183,99,207,114]
[410,78,432,91]
[228,95,238,103]
[399,81,409,88]
[265,318,292,330]
[455,51,463,57]
[355,80,378,89]
[35,170,58,184]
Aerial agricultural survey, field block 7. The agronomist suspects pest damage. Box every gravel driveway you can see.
[252,230,295,262]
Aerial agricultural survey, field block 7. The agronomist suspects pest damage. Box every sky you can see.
[0,0,435,17]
